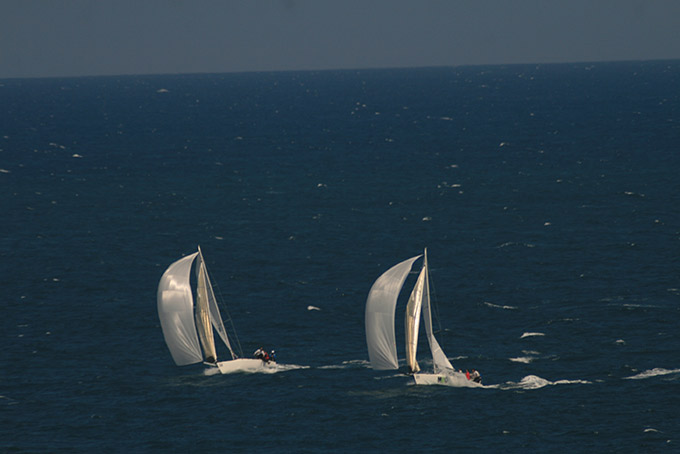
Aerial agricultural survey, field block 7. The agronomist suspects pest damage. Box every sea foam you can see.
[624,368,680,380]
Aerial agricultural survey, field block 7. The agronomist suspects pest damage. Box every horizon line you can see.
[2,57,679,82]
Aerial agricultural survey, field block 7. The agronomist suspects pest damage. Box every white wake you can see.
[487,375,591,390]
[624,368,680,380]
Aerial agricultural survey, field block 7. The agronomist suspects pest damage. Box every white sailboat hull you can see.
[413,371,483,388]
[215,358,274,374]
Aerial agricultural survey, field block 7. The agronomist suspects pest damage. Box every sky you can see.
[1,0,680,79]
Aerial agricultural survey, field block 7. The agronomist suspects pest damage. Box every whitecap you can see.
[484,301,517,310]
[318,360,369,370]
[520,332,545,339]
[553,379,591,385]
[624,368,680,380]
[343,359,370,366]
[437,182,462,189]
[509,357,534,364]
[307,305,321,311]
[0,395,18,405]
[497,242,535,249]
[517,375,551,389]
[0,169,10,173]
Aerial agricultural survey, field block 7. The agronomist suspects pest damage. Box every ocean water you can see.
[2,61,679,452]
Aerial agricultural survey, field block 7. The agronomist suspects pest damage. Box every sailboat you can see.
[365,248,481,387]
[157,246,273,374]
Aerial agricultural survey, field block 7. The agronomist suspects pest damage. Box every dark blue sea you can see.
[2,61,679,453]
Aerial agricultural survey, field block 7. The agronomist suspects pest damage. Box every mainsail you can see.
[195,255,217,363]
[404,266,425,373]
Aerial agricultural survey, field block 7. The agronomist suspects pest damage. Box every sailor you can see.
[465,369,471,380]
[253,347,265,360]
[471,369,482,384]
[270,350,277,362]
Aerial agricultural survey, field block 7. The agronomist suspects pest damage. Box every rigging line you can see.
[208,271,245,359]
[428,268,445,336]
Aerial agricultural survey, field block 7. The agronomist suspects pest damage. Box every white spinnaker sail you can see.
[421,252,455,373]
[405,266,425,373]
[366,254,422,370]
[157,252,203,366]
[196,257,217,362]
